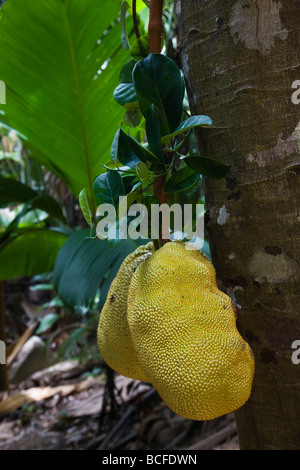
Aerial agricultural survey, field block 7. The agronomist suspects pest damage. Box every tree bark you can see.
[177,0,300,450]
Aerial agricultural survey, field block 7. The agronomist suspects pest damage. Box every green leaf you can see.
[132,53,185,136]
[165,166,200,193]
[110,130,121,163]
[145,105,165,163]
[111,129,145,168]
[53,228,148,309]
[79,188,93,229]
[120,1,131,50]
[36,313,60,335]
[125,134,159,163]
[136,162,149,181]
[123,109,143,128]
[130,35,149,61]
[184,156,231,179]
[161,115,213,144]
[93,171,125,209]
[0,176,65,222]
[0,229,68,281]
[119,59,136,83]
[0,0,129,205]
[111,127,159,165]
[128,0,147,12]
[113,83,138,107]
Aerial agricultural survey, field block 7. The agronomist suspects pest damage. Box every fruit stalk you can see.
[148,0,164,54]
[149,0,168,250]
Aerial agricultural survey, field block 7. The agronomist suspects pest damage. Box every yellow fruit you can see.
[127,241,255,421]
[97,242,153,381]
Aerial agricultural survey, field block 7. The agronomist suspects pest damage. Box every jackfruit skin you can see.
[97,242,153,381]
[127,241,255,421]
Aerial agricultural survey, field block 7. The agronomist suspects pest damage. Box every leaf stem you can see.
[132,0,141,39]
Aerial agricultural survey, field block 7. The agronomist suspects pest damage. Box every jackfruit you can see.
[97,242,153,381]
[127,241,255,421]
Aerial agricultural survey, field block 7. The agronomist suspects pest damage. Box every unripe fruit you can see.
[97,242,153,381]
[97,240,255,421]
[127,241,255,420]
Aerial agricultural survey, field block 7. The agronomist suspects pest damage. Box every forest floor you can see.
[0,357,239,451]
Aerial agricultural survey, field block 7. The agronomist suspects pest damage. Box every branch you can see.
[148,0,164,54]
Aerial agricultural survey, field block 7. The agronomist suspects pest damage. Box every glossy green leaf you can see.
[93,170,125,209]
[53,228,148,308]
[145,105,165,163]
[184,156,231,179]
[112,129,145,168]
[79,188,93,229]
[132,54,185,136]
[125,134,159,163]
[0,229,68,281]
[119,59,136,83]
[0,0,128,204]
[161,115,213,144]
[165,166,200,193]
[0,176,65,222]
[113,83,138,107]
[111,128,158,167]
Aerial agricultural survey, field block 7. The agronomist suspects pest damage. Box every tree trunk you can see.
[177,0,300,450]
